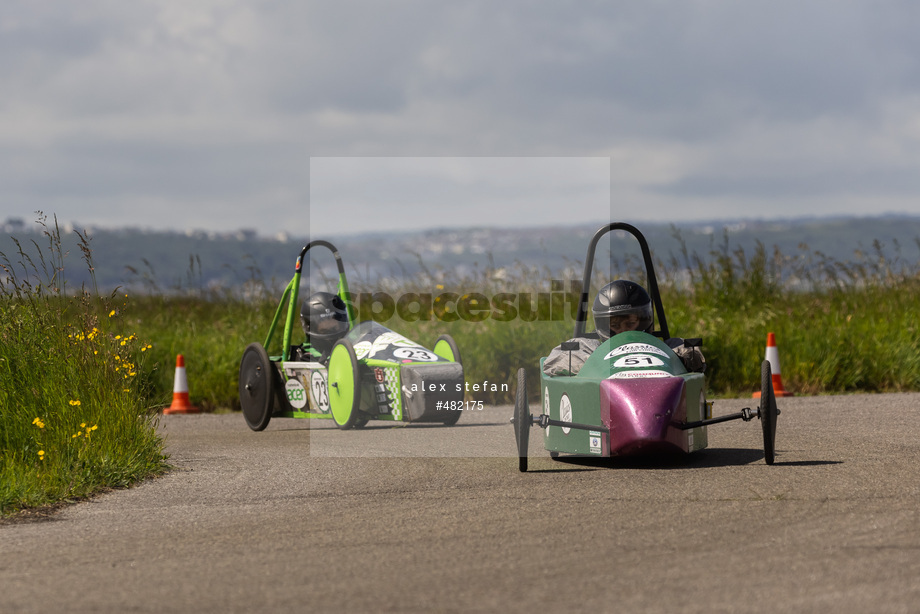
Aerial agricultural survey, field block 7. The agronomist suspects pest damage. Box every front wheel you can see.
[513,368,531,472]
[328,338,362,429]
[759,360,778,465]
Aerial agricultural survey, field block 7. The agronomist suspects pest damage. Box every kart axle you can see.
[678,406,780,430]
[678,408,753,430]
[511,413,611,434]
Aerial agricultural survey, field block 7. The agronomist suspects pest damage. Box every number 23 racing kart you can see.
[239,240,465,430]
[512,222,779,472]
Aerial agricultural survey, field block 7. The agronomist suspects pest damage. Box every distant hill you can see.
[2,215,919,294]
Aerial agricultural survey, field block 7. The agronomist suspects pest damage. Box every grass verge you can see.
[1,216,168,517]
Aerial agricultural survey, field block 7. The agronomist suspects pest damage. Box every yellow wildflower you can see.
[108,310,116,317]
[69,400,81,406]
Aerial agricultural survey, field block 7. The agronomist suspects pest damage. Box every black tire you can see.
[434,334,464,426]
[239,342,275,431]
[328,338,362,429]
[760,360,778,465]
[433,334,463,366]
[513,368,531,472]
[442,407,462,426]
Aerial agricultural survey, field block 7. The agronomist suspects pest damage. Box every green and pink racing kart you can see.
[512,222,779,471]
[239,240,464,430]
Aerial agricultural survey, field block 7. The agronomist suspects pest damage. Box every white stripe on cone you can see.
[754,332,793,397]
[164,354,199,414]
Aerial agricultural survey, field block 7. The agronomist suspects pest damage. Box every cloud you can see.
[3,1,920,235]
[309,157,611,233]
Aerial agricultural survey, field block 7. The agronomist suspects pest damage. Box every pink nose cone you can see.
[601,376,687,456]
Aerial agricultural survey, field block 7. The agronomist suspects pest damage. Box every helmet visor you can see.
[315,316,346,334]
[608,313,641,335]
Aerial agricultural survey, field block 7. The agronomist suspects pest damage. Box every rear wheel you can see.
[433,334,462,365]
[442,405,462,426]
[239,343,275,431]
[434,334,463,426]
[759,360,778,465]
[328,339,362,429]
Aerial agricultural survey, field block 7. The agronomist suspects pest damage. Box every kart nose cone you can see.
[601,376,686,456]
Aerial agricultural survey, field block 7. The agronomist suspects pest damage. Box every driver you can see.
[295,291,350,361]
[542,280,705,376]
[592,279,654,340]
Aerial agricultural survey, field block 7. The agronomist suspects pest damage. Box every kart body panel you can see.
[272,321,464,423]
[541,331,710,457]
[240,240,464,429]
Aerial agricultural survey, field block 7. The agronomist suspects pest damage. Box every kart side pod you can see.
[400,362,465,422]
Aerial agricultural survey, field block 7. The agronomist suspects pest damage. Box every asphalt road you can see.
[3,393,919,613]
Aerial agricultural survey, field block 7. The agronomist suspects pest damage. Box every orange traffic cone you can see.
[163,354,200,414]
[753,332,793,398]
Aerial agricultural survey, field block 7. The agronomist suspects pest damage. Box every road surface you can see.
[3,393,919,613]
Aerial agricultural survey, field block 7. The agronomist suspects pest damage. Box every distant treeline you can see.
[3,214,919,294]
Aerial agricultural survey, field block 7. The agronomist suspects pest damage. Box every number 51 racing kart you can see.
[239,240,465,430]
[512,222,779,472]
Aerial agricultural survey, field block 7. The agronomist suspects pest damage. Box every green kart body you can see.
[540,330,709,458]
[239,240,464,431]
[512,222,779,472]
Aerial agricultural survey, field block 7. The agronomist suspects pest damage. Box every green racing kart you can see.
[512,222,780,471]
[239,240,465,430]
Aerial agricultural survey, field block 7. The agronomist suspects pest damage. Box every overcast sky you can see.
[3,1,920,237]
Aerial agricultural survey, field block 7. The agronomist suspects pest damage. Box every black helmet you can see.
[301,291,349,351]
[592,280,653,340]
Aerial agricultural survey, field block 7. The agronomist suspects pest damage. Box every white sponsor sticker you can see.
[560,394,572,435]
[613,354,666,369]
[392,347,438,362]
[285,378,308,409]
[604,343,669,360]
[310,370,330,412]
[608,370,673,379]
[370,332,420,356]
[589,431,602,454]
[353,341,372,360]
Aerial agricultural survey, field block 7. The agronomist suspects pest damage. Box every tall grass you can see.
[659,230,920,395]
[3,218,919,516]
[1,215,167,516]
[127,230,920,406]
